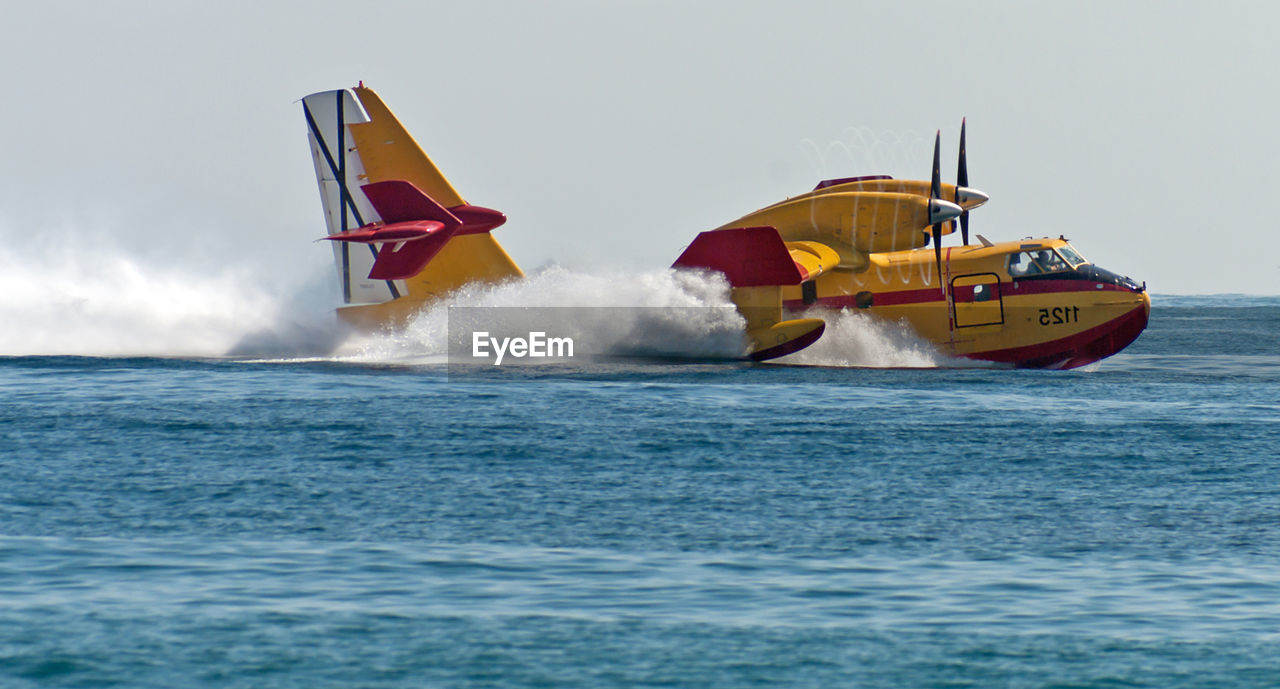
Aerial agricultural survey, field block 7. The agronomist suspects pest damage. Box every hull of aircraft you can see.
[782,238,1149,369]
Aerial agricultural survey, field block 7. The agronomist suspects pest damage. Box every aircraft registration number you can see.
[1038,306,1079,325]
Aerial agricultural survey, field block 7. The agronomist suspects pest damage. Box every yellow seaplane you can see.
[302,84,1149,367]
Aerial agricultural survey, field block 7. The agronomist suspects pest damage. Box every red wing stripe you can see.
[793,279,1130,310]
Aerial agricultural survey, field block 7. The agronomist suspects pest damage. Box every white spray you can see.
[0,223,960,369]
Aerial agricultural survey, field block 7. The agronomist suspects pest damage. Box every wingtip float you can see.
[301,84,1149,368]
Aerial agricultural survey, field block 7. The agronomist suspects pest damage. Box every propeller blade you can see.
[930,130,942,202]
[930,131,944,292]
[956,118,970,246]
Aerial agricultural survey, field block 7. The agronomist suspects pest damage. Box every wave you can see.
[333,266,749,364]
[0,231,338,358]
[772,307,949,368]
[0,225,961,369]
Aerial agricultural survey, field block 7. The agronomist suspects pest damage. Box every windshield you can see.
[1057,244,1087,267]
[1008,249,1072,277]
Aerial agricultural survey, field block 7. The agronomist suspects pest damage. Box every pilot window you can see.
[1057,244,1087,267]
[1008,250,1071,277]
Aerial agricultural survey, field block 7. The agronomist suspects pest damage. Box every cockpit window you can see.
[1057,244,1087,267]
[1008,249,1071,277]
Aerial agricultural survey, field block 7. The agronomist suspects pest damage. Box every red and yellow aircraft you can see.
[690,123,1150,368]
[302,84,1149,367]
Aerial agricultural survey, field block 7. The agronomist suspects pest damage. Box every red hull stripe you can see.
[972,304,1149,369]
[848,287,941,307]
[1001,279,1135,296]
[787,279,1134,311]
[785,288,943,311]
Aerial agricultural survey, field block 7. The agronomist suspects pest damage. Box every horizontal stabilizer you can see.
[365,239,445,281]
[322,219,453,280]
[322,221,446,245]
[672,227,805,287]
[361,180,461,227]
[361,180,507,235]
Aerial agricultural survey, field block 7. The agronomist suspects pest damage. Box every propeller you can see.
[956,119,970,246]
[952,118,989,246]
[931,132,944,287]
[926,131,962,292]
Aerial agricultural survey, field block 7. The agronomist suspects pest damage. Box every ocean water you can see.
[2,288,1279,688]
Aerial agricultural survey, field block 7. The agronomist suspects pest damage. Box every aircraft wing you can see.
[672,227,826,361]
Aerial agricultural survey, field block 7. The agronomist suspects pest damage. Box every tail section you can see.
[673,227,827,361]
[302,84,521,327]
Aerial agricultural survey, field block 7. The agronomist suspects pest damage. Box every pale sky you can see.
[3,0,1277,295]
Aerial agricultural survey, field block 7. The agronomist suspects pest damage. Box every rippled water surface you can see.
[2,295,1278,687]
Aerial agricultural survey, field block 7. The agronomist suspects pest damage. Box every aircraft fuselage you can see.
[782,237,1150,369]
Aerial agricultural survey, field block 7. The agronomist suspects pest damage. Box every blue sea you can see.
[2,293,1279,688]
